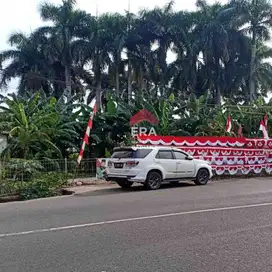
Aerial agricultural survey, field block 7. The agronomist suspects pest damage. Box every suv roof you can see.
[113,146,182,151]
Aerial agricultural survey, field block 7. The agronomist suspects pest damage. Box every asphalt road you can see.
[2,178,272,272]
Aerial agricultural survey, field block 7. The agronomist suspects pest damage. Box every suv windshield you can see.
[111,149,152,159]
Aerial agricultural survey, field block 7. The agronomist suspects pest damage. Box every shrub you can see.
[19,172,71,200]
[5,159,44,181]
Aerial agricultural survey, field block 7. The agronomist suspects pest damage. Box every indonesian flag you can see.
[226,115,232,133]
[77,101,97,165]
[259,119,269,139]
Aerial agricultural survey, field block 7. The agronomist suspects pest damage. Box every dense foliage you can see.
[0,0,272,160]
[0,169,70,200]
[0,91,93,159]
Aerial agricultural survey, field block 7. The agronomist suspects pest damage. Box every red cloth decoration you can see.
[136,135,272,176]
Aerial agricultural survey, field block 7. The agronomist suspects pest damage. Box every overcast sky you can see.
[0,0,230,49]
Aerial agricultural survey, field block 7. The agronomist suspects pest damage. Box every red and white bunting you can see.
[77,101,97,165]
[259,119,269,139]
[226,115,232,133]
[134,135,272,178]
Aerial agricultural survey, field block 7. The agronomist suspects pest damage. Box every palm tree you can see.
[167,10,198,97]
[1,0,272,111]
[254,43,272,96]
[194,0,231,105]
[0,32,52,95]
[138,1,175,96]
[222,38,272,103]
[0,31,86,99]
[125,11,139,104]
[37,0,92,100]
[72,13,113,110]
[104,13,128,97]
[226,0,272,102]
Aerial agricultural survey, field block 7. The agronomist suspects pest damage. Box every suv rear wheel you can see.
[194,168,209,185]
[145,171,162,190]
[116,180,133,189]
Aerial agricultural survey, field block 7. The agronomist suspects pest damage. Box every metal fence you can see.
[0,158,97,181]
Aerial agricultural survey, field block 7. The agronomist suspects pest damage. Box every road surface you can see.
[1,178,272,272]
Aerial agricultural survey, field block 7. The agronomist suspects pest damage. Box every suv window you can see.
[111,149,152,159]
[156,150,173,159]
[173,151,187,160]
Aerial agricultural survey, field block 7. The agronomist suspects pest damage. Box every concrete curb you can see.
[68,184,119,196]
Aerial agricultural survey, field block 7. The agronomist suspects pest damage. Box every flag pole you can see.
[73,163,78,183]
[74,100,97,181]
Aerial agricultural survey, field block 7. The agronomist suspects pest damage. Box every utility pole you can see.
[95,3,101,110]
[127,0,132,104]
[96,3,99,17]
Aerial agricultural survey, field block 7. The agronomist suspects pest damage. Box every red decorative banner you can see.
[136,135,272,176]
[213,164,272,175]
[137,135,246,147]
[137,135,272,149]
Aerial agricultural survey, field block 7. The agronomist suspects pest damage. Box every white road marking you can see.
[1,201,272,238]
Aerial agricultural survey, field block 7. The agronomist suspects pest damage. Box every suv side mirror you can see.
[186,155,193,160]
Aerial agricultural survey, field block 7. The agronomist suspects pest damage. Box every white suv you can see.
[105,146,213,190]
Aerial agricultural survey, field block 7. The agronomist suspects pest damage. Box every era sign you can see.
[131,126,157,138]
[130,109,159,138]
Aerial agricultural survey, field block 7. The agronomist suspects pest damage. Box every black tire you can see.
[116,180,133,189]
[194,168,210,185]
[145,171,162,190]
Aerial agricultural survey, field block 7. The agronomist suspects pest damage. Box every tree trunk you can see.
[23,146,29,160]
[65,65,72,101]
[95,69,102,110]
[142,80,147,91]
[216,87,221,106]
[115,53,121,97]
[115,69,120,97]
[249,30,256,103]
[139,68,145,90]
[215,57,221,106]
[128,58,132,104]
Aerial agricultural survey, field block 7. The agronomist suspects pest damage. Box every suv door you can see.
[173,150,195,178]
[155,150,176,179]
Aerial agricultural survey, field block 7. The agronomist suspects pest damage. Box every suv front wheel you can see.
[194,168,210,185]
[116,180,133,189]
[145,171,162,190]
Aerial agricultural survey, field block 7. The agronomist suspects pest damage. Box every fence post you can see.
[64,158,68,173]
